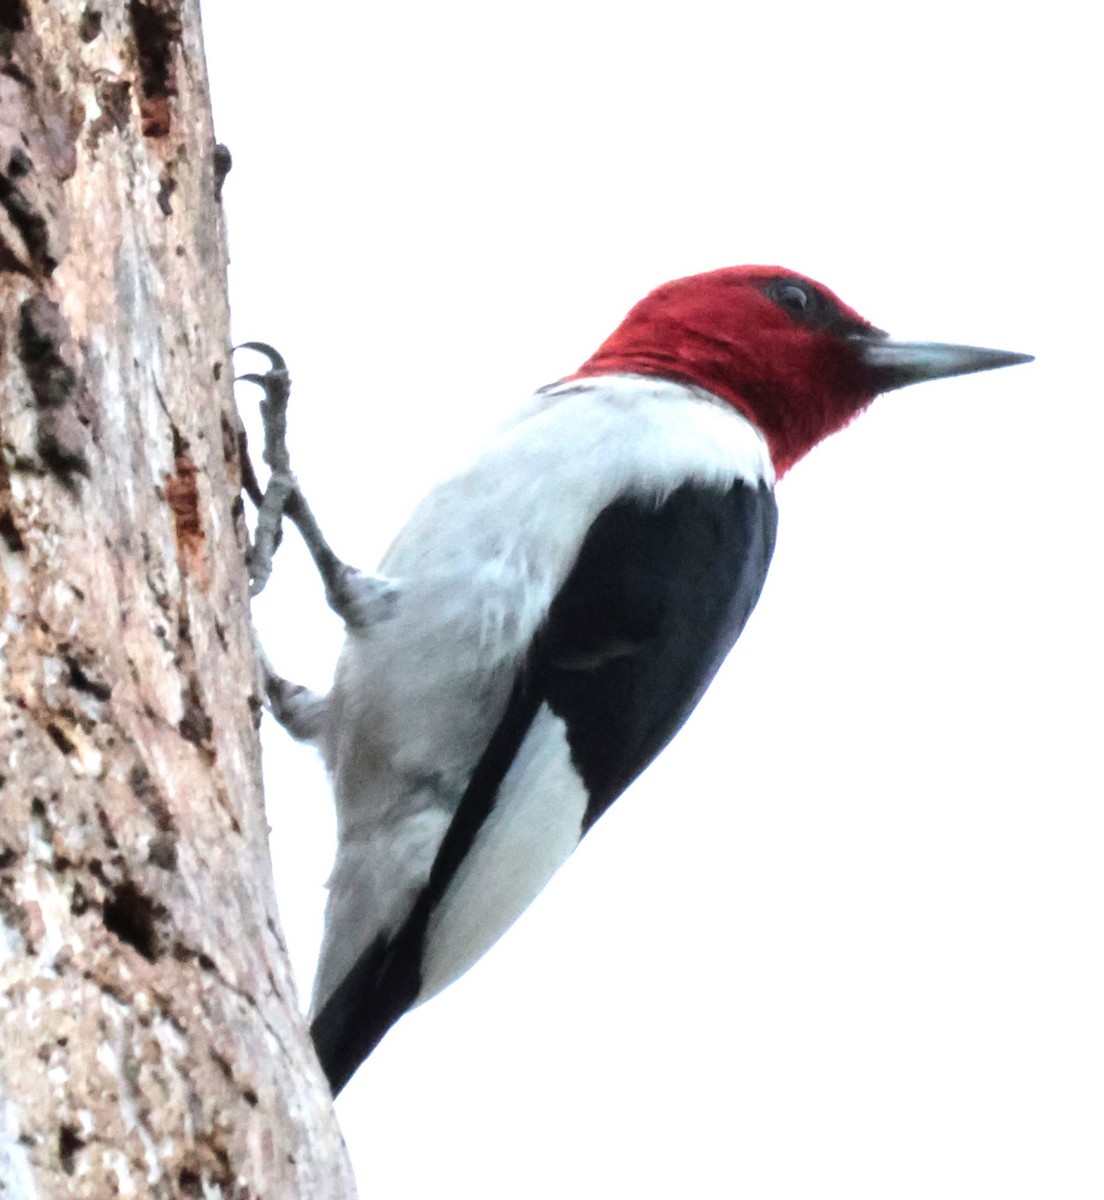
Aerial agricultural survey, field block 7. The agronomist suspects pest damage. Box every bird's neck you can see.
[572,345,867,479]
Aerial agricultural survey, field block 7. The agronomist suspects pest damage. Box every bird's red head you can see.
[574,266,1032,477]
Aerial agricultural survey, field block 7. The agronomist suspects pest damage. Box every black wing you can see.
[537,478,777,828]
[311,478,777,1092]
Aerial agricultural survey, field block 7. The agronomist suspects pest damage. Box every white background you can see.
[204,4,1101,1197]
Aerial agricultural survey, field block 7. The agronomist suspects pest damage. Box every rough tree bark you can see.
[0,3,356,1196]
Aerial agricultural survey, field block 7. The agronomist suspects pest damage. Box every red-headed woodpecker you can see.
[269,266,1031,1094]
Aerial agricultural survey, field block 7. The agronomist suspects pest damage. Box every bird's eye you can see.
[771,283,810,315]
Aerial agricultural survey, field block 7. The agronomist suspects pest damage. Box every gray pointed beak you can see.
[854,333,1034,394]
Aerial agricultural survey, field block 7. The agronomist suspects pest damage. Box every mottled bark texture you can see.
[0,3,355,1196]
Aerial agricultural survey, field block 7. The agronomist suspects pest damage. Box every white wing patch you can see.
[416,705,589,1003]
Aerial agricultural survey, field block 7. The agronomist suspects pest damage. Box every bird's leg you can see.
[234,344,398,744]
[234,343,399,630]
[232,344,317,739]
[251,631,328,742]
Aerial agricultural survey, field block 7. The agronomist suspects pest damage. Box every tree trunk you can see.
[0,3,355,1195]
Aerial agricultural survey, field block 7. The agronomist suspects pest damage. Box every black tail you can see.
[310,932,420,1096]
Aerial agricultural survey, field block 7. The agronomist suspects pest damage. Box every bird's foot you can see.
[234,341,297,597]
[251,630,327,741]
[233,343,398,629]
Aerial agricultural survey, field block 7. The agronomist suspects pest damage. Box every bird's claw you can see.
[235,341,288,377]
[232,343,391,627]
